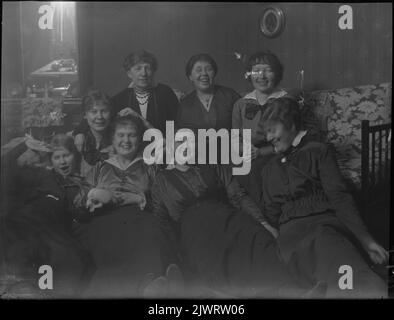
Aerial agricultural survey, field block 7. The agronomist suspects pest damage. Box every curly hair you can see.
[123,50,158,73]
[82,88,112,114]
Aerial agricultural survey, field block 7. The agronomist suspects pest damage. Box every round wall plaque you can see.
[259,6,285,38]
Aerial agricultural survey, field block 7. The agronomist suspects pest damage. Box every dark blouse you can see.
[177,85,240,130]
[74,83,179,135]
[151,164,266,224]
[261,137,369,242]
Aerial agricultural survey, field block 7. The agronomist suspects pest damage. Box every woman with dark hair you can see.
[232,51,321,207]
[231,52,287,206]
[75,115,178,298]
[260,97,388,298]
[177,53,240,130]
[233,51,286,146]
[75,89,113,177]
[3,134,95,298]
[73,50,179,145]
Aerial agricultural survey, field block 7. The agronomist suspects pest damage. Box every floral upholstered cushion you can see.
[22,97,66,128]
[307,83,392,188]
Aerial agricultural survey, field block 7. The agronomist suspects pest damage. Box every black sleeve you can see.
[216,165,267,223]
[164,86,180,124]
[150,174,172,222]
[317,144,370,243]
[109,90,129,115]
[261,164,282,228]
[176,99,186,128]
[230,88,242,106]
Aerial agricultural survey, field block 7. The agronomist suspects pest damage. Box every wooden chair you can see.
[361,120,392,290]
[361,120,391,218]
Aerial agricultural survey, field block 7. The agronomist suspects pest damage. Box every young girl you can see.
[3,134,95,298]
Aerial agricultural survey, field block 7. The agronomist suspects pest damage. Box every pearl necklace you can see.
[135,91,150,105]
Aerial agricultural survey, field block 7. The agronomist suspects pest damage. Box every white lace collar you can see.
[292,130,308,147]
[243,89,287,103]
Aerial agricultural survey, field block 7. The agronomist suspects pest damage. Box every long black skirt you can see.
[277,213,387,298]
[75,205,177,298]
[178,199,307,298]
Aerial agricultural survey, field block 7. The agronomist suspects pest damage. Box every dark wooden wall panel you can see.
[0,2,382,97]
[89,3,391,96]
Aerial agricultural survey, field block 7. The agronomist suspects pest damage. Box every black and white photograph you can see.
[0,1,392,303]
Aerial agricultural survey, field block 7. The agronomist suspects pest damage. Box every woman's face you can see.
[189,60,215,92]
[250,63,277,94]
[113,124,140,159]
[85,103,111,133]
[264,121,298,153]
[51,147,75,177]
[127,62,154,90]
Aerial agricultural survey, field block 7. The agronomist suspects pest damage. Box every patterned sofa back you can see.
[305,82,392,187]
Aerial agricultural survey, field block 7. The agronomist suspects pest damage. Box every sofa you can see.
[1,83,392,189]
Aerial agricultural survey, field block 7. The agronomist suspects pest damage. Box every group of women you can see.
[3,50,388,298]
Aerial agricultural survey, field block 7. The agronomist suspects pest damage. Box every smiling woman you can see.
[177,53,240,131]
[74,114,178,298]
[75,89,113,177]
[72,50,180,147]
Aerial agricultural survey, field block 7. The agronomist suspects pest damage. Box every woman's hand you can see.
[363,240,389,265]
[74,133,85,152]
[261,221,279,239]
[118,107,154,129]
[86,188,113,212]
[114,191,147,210]
[118,107,139,117]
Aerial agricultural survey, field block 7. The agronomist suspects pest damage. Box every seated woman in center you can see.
[260,97,388,298]
[75,114,178,298]
[151,129,324,298]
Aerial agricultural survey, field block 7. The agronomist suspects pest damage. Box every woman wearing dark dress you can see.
[75,115,178,298]
[177,53,240,131]
[73,50,179,146]
[3,134,95,298]
[260,97,388,298]
[150,138,324,298]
